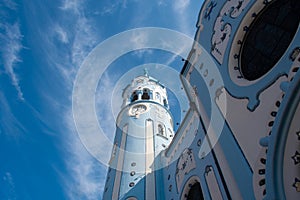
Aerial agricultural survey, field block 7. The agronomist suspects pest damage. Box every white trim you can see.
[112,124,128,200]
[145,119,156,200]
[205,166,223,200]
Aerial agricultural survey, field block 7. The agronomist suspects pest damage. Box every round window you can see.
[240,0,300,80]
[130,171,135,176]
[129,182,135,187]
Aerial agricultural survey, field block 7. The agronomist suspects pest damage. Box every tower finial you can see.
[144,68,149,77]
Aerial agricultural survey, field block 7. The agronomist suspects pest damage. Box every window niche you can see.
[187,182,204,200]
[163,99,168,107]
[142,88,151,100]
[131,91,138,102]
[181,176,204,200]
[158,123,166,137]
[155,92,161,102]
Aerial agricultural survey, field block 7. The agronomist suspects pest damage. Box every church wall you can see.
[163,0,300,199]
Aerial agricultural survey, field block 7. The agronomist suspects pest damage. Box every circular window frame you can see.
[228,0,300,86]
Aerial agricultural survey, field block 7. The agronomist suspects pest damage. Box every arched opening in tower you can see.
[142,88,150,100]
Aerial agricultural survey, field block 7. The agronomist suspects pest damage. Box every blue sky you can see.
[0,0,203,199]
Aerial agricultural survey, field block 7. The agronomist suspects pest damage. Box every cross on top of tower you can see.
[144,68,149,77]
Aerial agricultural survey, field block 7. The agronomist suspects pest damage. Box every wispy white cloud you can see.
[71,17,98,67]
[100,0,129,15]
[171,0,192,36]
[64,147,106,200]
[164,43,190,66]
[0,92,26,138]
[101,2,121,15]
[96,72,120,141]
[0,1,24,100]
[131,49,153,59]
[37,1,106,199]
[57,0,99,68]
[61,109,106,200]
[61,62,124,200]
[33,78,106,199]
[35,0,99,90]
[173,0,190,12]
[21,0,104,197]
[59,0,81,14]
[53,24,69,44]
[0,22,24,100]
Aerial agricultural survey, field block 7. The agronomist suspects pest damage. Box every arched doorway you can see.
[181,176,204,200]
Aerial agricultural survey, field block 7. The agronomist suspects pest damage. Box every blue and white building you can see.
[103,71,175,200]
[104,0,300,199]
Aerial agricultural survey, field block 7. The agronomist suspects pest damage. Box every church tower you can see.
[103,70,175,200]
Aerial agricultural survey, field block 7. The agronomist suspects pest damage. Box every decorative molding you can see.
[205,166,223,200]
[211,0,250,64]
[176,148,197,192]
[204,1,217,20]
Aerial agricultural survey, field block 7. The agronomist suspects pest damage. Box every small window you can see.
[163,99,168,107]
[155,92,161,102]
[158,124,165,136]
[129,182,135,187]
[112,143,117,155]
[142,88,150,100]
[131,91,138,102]
[168,185,172,191]
[130,171,136,176]
[142,92,150,100]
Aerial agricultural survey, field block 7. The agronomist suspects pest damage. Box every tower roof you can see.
[121,70,169,109]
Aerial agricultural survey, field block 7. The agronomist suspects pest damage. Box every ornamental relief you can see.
[176,148,196,192]
[211,0,250,64]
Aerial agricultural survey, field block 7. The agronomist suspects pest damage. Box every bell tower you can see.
[103,70,175,200]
